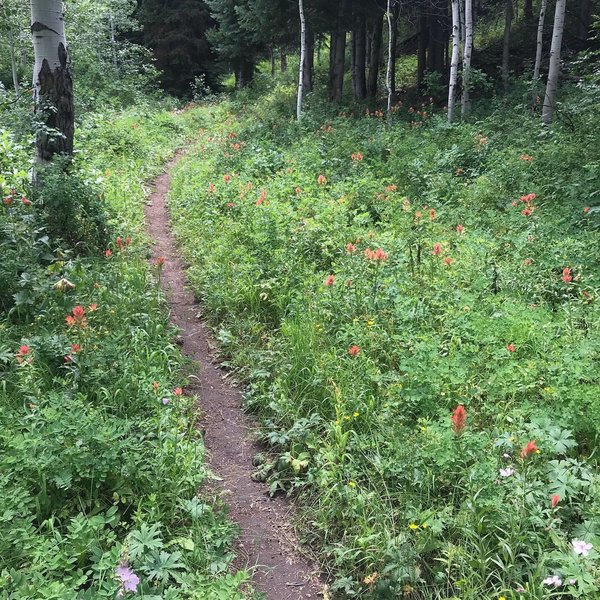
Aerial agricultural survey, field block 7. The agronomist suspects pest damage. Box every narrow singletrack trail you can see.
[145,152,324,600]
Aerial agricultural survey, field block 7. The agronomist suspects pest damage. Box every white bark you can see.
[9,27,20,95]
[542,0,567,124]
[386,0,393,114]
[461,0,473,118]
[533,0,548,82]
[30,0,74,161]
[297,0,306,120]
[448,0,460,122]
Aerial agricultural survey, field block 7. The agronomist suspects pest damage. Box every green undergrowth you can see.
[168,83,600,599]
[0,107,251,599]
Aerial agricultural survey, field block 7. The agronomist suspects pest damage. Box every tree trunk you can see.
[542,0,567,124]
[502,0,513,91]
[31,0,74,163]
[352,10,367,100]
[578,0,592,39]
[281,52,288,72]
[386,0,393,113]
[448,0,460,122]
[367,12,383,99]
[329,0,348,102]
[109,12,118,71]
[304,30,314,93]
[533,0,547,82]
[417,10,428,90]
[297,0,306,120]
[390,3,399,95]
[270,46,276,77]
[524,0,533,21]
[461,0,473,118]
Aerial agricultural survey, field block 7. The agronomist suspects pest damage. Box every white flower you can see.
[572,539,593,557]
[542,575,562,587]
[499,467,514,477]
[502,453,511,459]
[569,579,577,586]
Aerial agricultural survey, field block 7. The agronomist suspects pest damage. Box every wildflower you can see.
[88,303,98,312]
[323,274,335,287]
[21,196,31,206]
[562,267,572,283]
[152,382,160,390]
[116,236,124,250]
[348,345,360,357]
[456,224,464,234]
[542,575,562,587]
[154,256,165,267]
[520,193,537,203]
[16,345,30,364]
[432,243,442,256]
[363,572,379,585]
[208,182,215,193]
[408,523,419,530]
[583,206,590,213]
[351,152,363,162]
[429,208,436,221]
[174,387,183,395]
[223,174,232,183]
[295,187,302,195]
[451,404,467,434]
[569,579,577,585]
[572,539,593,556]
[125,237,132,246]
[364,248,388,261]
[506,344,516,352]
[551,494,560,508]
[162,397,170,405]
[521,207,534,217]
[105,249,112,257]
[346,242,356,253]
[385,184,397,192]
[353,412,360,417]
[348,480,357,487]
[115,563,140,594]
[520,440,539,459]
[71,344,81,353]
[317,174,327,185]
[499,467,514,477]
[66,306,87,328]
[523,258,533,266]
[520,154,534,161]
[402,198,411,211]
[443,256,454,266]
[256,189,267,205]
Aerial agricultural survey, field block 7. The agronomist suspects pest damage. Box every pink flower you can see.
[16,345,30,363]
[323,274,335,287]
[572,539,593,556]
[105,249,112,257]
[432,243,442,256]
[456,224,464,234]
[364,248,389,261]
[317,174,327,185]
[174,387,183,396]
[583,206,590,213]
[223,174,232,183]
[443,256,454,266]
[348,345,360,357]
[351,152,363,162]
[346,243,356,253]
[116,563,140,594]
[551,494,560,509]
[506,343,516,352]
[562,267,572,283]
[208,182,215,193]
[21,196,31,206]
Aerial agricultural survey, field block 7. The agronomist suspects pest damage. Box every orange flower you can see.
[154,256,165,267]
[451,405,467,434]
[88,303,98,312]
[520,440,539,459]
[174,387,183,396]
[66,306,87,328]
[116,236,124,250]
[323,274,335,287]
[364,248,388,261]
[443,256,454,265]
[71,344,81,353]
[520,154,534,162]
[223,174,232,183]
[208,182,215,193]
[16,345,30,363]
[456,224,464,234]
[523,258,533,266]
[348,345,360,357]
[256,189,267,205]
[317,175,327,185]
[152,382,160,390]
[562,267,572,283]
[21,196,31,206]
[506,344,516,352]
[295,187,302,195]
[429,208,436,221]
[432,243,442,256]
[351,152,363,162]
[385,184,397,192]
[346,243,356,253]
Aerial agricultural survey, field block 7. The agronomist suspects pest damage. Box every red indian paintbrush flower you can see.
[348,345,360,357]
[551,494,561,509]
[16,345,30,363]
[323,274,335,287]
[562,267,573,283]
[520,440,539,459]
[451,405,467,434]
[432,243,442,256]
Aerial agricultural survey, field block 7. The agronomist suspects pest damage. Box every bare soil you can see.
[144,152,325,599]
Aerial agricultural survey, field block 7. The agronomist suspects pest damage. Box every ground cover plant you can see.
[168,79,600,599]
[0,108,251,599]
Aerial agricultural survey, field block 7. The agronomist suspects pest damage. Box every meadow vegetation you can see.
[168,71,600,599]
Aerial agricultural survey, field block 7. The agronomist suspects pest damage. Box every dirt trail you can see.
[144,152,324,600]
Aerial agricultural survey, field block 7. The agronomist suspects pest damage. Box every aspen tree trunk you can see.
[448,0,460,122]
[502,0,513,91]
[297,0,306,120]
[109,12,118,70]
[31,0,74,163]
[533,0,548,82]
[386,0,393,114]
[542,0,567,124]
[389,3,399,95]
[461,0,473,118]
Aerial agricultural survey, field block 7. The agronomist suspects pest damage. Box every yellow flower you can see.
[348,481,357,488]
[422,523,429,529]
[499,596,507,600]
[408,523,419,530]
[367,319,375,327]
[344,415,350,421]
[353,412,360,417]
[420,426,427,432]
